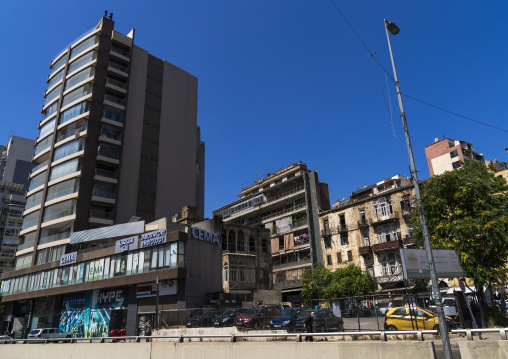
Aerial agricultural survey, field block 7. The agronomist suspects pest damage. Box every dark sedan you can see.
[186,310,225,328]
[213,308,249,327]
[295,309,343,332]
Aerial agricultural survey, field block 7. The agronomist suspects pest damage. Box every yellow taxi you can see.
[384,306,457,331]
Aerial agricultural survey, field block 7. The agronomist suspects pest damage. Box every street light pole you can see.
[384,19,453,359]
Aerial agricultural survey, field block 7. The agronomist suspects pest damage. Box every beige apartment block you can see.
[425,138,484,177]
[319,175,415,291]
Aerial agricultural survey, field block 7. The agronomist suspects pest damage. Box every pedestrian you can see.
[145,319,152,336]
[304,311,315,342]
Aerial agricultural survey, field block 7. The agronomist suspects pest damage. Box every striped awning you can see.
[70,221,145,244]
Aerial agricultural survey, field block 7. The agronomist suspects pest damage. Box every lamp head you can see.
[386,21,400,35]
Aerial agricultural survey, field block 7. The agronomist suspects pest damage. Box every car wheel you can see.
[386,325,398,331]
[253,322,259,330]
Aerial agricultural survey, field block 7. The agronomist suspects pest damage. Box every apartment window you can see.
[452,161,462,169]
[49,158,81,182]
[340,233,348,245]
[337,252,342,263]
[359,209,366,220]
[21,210,40,230]
[239,262,246,282]
[230,264,238,282]
[70,35,99,59]
[323,218,330,233]
[374,197,394,217]
[363,236,370,246]
[68,50,97,74]
[247,267,255,282]
[53,138,85,161]
[237,230,245,252]
[326,255,332,266]
[28,171,47,192]
[60,101,90,126]
[42,200,76,223]
[324,237,332,249]
[249,237,255,252]
[46,178,79,202]
[62,83,93,108]
[39,118,56,138]
[262,239,268,253]
[347,250,353,262]
[450,149,459,158]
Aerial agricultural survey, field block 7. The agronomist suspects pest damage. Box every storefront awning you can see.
[70,221,145,244]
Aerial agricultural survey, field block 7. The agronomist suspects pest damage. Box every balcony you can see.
[108,61,129,76]
[110,45,131,58]
[372,239,403,253]
[104,94,126,107]
[401,208,413,219]
[89,210,114,225]
[337,223,348,233]
[95,168,117,180]
[357,218,371,229]
[105,78,127,93]
[372,211,399,225]
[321,228,332,237]
[377,273,404,284]
[261,202,306,222]
[39,231,71,245]
[358,246,373,255]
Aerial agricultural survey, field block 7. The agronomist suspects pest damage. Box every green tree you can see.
[301,263,375,300]
[409,160,508,286]
[301,263,329,300]
[324,264,375,298]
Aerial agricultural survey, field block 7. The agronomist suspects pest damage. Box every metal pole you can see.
[384,19,453,359]
[155,276,160,329]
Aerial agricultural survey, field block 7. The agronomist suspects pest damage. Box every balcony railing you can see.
[337,223,348,232]
[92,189,116,199]
[97,146,120,160]
[358,246,373,255]
[100,131,122,142]
[272,258,312,270]
[321,228,332,237]
[372,238,403,253]
[90,210,114,219]
[108,62,129,73]
[106,78,127,89]
[261,203,306,222]
[95,168,117,179]
[372,211,400,225]
[17,241,35,251]
[357,218,372,228]
[111,45,131,57]
[265,186,305,204]
[39,231,71,245]
[32,160,49,173]
[104,94,126,106]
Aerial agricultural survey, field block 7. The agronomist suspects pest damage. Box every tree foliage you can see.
[409,161,508,285]
[301,263,375,300]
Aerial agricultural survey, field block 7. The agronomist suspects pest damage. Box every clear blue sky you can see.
[1,1,507,218]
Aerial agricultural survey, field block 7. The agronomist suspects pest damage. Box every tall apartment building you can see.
[319,175,415,291]
[425,138,484,177]
[15,15,204,270]
[0,183,25,272]
[213,162,330,303]
[0,136,35,190]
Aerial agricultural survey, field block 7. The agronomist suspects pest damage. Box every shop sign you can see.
[136,280,177,298]
[115,235,139,253]
[140,229,167,248]
[60,251,77,266]
[191,227,219,244]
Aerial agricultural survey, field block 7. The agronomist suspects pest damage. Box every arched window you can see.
[228,230,236,252]
[237,230,245,252]
[223,262,229,282]
[230,262,238,282]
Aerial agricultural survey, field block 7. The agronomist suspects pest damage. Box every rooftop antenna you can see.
[104,10,108,17]
[109,13,113,20]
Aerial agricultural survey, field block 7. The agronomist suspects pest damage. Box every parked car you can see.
[186,310,225,328]
[235,306,279,329]
[384,306,457,331]
[27,328,72,341]
[0,335,15,344]
[342,305,373,318]
[295,309,343,332]
[270,307,306,331]
[213,308,249,327]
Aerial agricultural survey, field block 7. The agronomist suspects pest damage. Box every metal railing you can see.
[106,77,127,89]
[111,45,131,57]
[261,203,306,222]
[5,328,508,344]
[104,94,126,106]
[39,232,71,245]
[109,61,129,73]
[95,168,117,178]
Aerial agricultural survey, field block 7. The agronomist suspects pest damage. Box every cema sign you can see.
[400,249,464,279]
[191,227,218,244]
[60,252,77,266]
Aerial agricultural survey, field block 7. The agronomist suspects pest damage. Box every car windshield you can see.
[298,310,312,319]
[245,309,261,315]
[279,308,294,316]
[29,329,41,334]
[221,310,236,316]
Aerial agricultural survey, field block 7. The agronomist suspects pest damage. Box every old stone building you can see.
[319,175,415,290]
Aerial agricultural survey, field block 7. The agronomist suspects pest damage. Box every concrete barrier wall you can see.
[459,341,508,359]
[0,341,436,359]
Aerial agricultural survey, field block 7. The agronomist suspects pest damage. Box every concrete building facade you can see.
[213,162,330,303]
[319,175,415,290]
[0,183,26,272]
[425,138,484,177]
[1,217,222,337]
[0,136,35,190]
[16,15,204,272]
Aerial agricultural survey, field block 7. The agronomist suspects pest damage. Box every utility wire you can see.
[401,94,508,133]
[328,0,508,134]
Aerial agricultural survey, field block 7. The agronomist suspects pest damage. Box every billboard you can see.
[400,249,464,279]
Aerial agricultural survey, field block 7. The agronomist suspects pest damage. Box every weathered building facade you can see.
[213,162,330,303]
[319,175,415,290]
